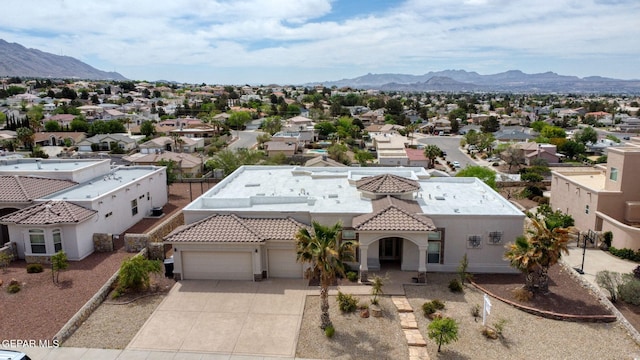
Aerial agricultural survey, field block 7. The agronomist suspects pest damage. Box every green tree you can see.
[481,116,500,133]
[427,317,459,353]
[116,256,162,293]
[503,146,524,172]
[295,221,356,330]
[455,165,497,190]
[140,120,156,137]
[157,159,178,185]
[70,118,89,132]
[227,111,252,135]
[354,149,374,166]
[504,215,572,293]
[540,126,566,139]
[44,120,61,132]
[463,129,479,146]
[558,140,586,160]
[51,251,69,284]
[315,121,337,138]
[205,148,265,177]
[576,126,598,145]
[385,98,403,116]
[16,127,35,150]
[261,116,283,135]
[530,120,547,133]
[327,143,350,165]
[423,144,442,168]
[27,105,44,131]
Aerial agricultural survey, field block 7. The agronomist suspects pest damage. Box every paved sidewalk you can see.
[10,346,316,360]
[563,243,638,292]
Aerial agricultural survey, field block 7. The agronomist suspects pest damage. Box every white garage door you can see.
[182,251,253,280]
[268,248,302,278]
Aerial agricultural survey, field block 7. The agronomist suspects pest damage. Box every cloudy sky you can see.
[1,0,639,84]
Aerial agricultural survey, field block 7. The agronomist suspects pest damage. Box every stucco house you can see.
[77,134,138,152]
[165,166,525,282]
[0,159,168,261]
[139,136,205,154]
[551,144,640,250]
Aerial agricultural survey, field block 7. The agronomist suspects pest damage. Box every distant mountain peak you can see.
[0,39,127,80]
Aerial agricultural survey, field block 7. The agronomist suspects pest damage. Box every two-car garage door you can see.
[182,251,253,280]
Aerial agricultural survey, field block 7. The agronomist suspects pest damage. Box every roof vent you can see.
[454,208,460,213]
[245,183,260,187]
[434,196,445,200]
[328,194,338,198]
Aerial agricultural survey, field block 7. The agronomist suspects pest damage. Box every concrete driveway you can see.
[127,278,309,357]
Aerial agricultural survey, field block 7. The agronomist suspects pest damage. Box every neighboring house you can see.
[513,142,562,165]
[0,175,77,246]
[77,134,138,152]
[372,133,409,166]
[47,114,76,128]
[166,166,525,282]
[405,148,430,168]
[139,136,204,154]
[264,141,297,157]
[304,155,348,167]
[493,127,535,142]
[34,132,85,147]
[0,159,168,261]
[551,145,640,250]
[123,151,203,178]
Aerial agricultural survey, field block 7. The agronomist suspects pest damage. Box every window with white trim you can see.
[29,229,46,254]
[585,204,590,214]
[53,229,62,253]
[487,231,503,244]
[467,235,482,249]
[610,167,618,181]
[427,241,441,264]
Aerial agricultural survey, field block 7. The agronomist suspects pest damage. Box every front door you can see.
[379,237,402,262]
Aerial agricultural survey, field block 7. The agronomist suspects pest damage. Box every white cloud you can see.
[1,0,638,83]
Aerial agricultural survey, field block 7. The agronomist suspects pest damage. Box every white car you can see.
[452,161,461,168]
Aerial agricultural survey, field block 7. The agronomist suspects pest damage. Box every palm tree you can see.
[295,221,357,330]
[504,215,572,293]
[423,144,442,168]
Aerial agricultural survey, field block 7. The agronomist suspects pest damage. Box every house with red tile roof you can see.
[0,159,168,261]
[166,166,525,282]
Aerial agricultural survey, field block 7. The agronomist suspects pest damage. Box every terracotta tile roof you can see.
[404,148,428,161]
[0,176,77,203]
[0,200,96,225]
[356,173,420,194]
[353,196,435,231]
[165,214,308,243]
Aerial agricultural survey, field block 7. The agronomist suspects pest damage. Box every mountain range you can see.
[0,39,126,80]
[316,70,640,94]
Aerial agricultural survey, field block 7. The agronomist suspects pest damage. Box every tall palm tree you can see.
[504,215,572,293]
[423,144,442,169]
[295,221,356,330]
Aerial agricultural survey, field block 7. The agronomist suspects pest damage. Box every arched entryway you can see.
[378,237,403,269]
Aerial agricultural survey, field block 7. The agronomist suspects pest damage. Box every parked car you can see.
[452,161,461,168]
[623,136,630,140]
[0,350,31,360]
[486,157,500,162]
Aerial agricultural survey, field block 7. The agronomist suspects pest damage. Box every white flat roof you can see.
[0,159,103,172]
[184,166,523,216]
[45,166,162,200]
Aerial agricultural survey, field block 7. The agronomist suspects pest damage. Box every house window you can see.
[53,229,62,253]
[610,167,618,181]
[488,231,503,245]
[341,230,356,240]
[131,199,138,216]
[428,231,441,240]
[427,241,441,264]
[585,205,590,214]
[467,235,482,249]
[29,229,46,254]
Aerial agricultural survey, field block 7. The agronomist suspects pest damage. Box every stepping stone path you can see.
[392,296,430,360]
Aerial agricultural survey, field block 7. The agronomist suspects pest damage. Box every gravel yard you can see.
[296,295,409,360]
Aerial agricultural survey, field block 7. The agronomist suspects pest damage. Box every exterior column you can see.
[417,245,428,283]
[359,244,369,282]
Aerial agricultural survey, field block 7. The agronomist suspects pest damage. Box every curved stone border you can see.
[558,259,640,346]
[470,277,617,323]
[53,248,147,344]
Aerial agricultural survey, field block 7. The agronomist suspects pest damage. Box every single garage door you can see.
[268,248,303,278]
[182,251,253,280]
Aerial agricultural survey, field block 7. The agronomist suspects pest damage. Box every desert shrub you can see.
[0,252,12,272]
[618,277,640,305]
[26,263,44,273]
[448,278,463,293]
[428,317,459,353]
[512,287,533,302]
[51,251,68,283]
[595,270,623,302]
[471,304,480,320]
[7,283,21,293]
[493,318,508,337]
[346,271,358,282]
[336,291,358,313]
[324,324,335,338]
[422,301,437,316]
[431,299,445,310]
[609,247,640,262]
[633,265,640,280]
[117,256,162,293]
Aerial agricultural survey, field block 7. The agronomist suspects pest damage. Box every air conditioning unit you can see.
[625,201,640,223]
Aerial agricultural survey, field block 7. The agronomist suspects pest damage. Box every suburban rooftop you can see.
[184,166,523,216]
